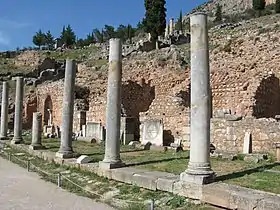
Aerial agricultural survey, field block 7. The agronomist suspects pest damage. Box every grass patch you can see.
[0,143,216,210]
[15,137,280,196]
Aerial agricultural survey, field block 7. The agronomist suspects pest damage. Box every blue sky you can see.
[0,0,207,51]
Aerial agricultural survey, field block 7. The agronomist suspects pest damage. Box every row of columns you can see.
[0,12,214,185]
[0,77,24,144]
[98,13,215,183]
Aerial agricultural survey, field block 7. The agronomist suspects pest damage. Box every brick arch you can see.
[43,95,53,125]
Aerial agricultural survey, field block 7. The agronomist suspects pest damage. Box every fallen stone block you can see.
[128,141,140,147]
[76,136,96,143]
[150,145,168,152]
[244,154,268,163]
[77,155,92,164]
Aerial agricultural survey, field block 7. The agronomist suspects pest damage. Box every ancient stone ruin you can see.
[2,12,280,209]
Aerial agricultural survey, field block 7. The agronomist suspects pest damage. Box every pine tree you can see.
[127,24,133,43]
[32,29,46,49]
[143,0,167,41]
[253,0,266,16]
[60,25,76,47]
[175,10,183,31]
[214,4,222,22]
[276,0,280,13]
[44,30,55,50]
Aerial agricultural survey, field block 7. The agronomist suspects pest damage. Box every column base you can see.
[0,136,9,140]
[29,145,45,150]
[180,171,216,185]
[99,160,126,170]
[11,137,24,144]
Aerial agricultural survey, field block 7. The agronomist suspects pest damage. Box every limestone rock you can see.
[77,155,92,164]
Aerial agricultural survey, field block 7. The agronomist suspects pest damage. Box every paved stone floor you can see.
[0,157,115,210]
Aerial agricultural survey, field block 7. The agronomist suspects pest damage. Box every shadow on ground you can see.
[215,162,280,182]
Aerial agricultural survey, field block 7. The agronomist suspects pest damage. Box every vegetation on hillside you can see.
[143,0,167,41]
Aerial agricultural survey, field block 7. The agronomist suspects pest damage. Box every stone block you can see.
[85,122,104,141]
[243,132,252,154]
[98,161,126,170]
[173,181,203,200]
[150,145,168,152]
[141,119,163,146]
[202,183,280,210]
[128,141,140,147]
[77,155,92,164]
[157,175,180,192]
[55,152,79,159]
[110,167,148,184]
[132,171,175,191]
[11,138,24,145]
[180,172,216,185]
[76,136,96,143]
[29,145,46,150]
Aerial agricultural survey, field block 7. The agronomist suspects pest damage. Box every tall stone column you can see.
[180,12,215,184]
[169,18,174,34]
[99,38,125,169]
[11,77,24,144]
[29,112,45,150]
[56,60,76,158]
[0,81,9,140]
[164,24,169,38]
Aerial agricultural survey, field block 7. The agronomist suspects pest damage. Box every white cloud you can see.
[0,31,10,46]
[0,18,30,29]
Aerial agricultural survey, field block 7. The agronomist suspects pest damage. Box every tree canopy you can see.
[143,0,167,41]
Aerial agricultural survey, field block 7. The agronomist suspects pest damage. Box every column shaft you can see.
[0,82,9,139]
[30,112,44,150]
[12,77,24,144]
[99,38,125,169]
[56,60,76,158]
[181,12,215,184]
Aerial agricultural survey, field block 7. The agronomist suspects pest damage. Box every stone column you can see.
[169,18,174,34]
[165,24,169,38]
[99,38,125,169]
[56,60,76,158]
[29,112,45,150]
[180,12,215,184]
[11,77,24,144]
[0,81,9,140]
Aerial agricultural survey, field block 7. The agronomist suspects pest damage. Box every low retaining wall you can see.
[3,141,280,210]
[211,118,280,153]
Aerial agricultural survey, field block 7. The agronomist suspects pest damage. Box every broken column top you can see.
[109,38,122,62]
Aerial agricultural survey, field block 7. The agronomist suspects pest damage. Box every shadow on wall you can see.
[253,75,280,118]
[121,79,155,140]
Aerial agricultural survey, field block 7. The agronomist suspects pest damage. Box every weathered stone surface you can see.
[157,175,180,192]
[202,183,280,210]
[110,167,148,184]
[141,119,163,146]
[132,171,175,191]
[76,136,96,143]
[76,155,92,164]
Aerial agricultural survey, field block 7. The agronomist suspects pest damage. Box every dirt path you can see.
[0,157,115,210]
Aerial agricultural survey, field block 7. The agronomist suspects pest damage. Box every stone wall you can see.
[37,80,64,127]
[32,47,280,149]
[211,117,280,153]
